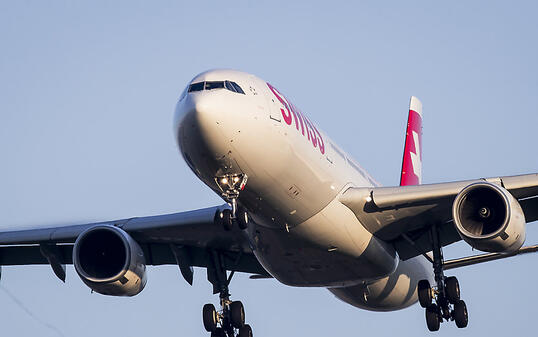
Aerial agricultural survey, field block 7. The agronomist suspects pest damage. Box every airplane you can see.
[0,69,537,336]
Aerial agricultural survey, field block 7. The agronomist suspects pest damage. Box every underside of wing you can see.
[340,173,538,260]
[0,205,269,289]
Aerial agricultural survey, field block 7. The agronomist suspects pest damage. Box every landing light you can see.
[365,196,372,203]
[215,174,248,200]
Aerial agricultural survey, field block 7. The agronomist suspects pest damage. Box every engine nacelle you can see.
[452,182,525,253]
[73,225,147,296]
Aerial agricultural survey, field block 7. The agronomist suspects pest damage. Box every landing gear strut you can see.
[202,250,253,337]
[214,174,249,231]
[418,224,468,331]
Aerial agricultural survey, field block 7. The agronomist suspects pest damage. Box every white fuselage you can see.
[174,69,433,311]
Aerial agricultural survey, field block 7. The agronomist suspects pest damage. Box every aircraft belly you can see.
[329,256,434,311]
[249,197,399,287]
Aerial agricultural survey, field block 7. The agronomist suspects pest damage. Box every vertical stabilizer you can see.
[400,96,423,186]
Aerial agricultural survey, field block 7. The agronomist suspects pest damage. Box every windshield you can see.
[188,81,245,94]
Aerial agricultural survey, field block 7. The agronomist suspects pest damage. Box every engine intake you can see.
[452,182,525,253]
[73,225,147,296]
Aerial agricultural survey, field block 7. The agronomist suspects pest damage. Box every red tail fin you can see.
[400,96,423,186]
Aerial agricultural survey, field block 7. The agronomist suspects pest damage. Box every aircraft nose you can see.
[174,92,228,152]
[174,91,241,181]
[175,94,220,132]
[190,94,219,123]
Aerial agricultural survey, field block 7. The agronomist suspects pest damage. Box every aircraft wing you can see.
[443,244,538,270]
[339,173,538,260]
[0,205,269,283]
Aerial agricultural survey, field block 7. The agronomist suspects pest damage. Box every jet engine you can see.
[73,225,147,296]
[452,182,525,253]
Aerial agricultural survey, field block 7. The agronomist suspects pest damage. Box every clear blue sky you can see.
[1,1,537,336]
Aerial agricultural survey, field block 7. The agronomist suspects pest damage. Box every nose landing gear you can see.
[203,250,253,337]
[214,174,249,231]
[418,224,469,331]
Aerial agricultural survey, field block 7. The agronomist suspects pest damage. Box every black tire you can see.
[211,327,226,337]
[418,280,432,308]
[221,209,233,231]
[425,304,440,332]
[236,209,249,230]
[238,324,253,337]
[214,210,223,227]
[230,300,245,328]
[453,300,468,328]
[203,303,218,332]
[445,276,460,303]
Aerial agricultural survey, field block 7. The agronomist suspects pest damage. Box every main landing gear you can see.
[214,173,249,231]
[203,299,252,337]
[203,250,253,337]
[418,224,469,332]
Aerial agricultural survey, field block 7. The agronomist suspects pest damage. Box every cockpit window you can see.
[187,80,245,95]
[188,82,204,92]
[205,81,225,90]
[230,81,245,94]
[225,80,245,94]
[225,80,236,92]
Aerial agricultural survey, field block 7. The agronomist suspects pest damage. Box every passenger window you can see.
[188,82,204,92]
[205,81,225,90]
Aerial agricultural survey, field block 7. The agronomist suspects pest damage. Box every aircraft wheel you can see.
[221,210,233,231]
[238,324,253,337]
[425,304,440,332]
[203,303,218,332]
[445,276,460,303]
[214,211,223,228]
[230,300,245,328]
[418,280,433,308]
[210,327,226,337]
[236,209,249,230]
[453,300,468,328]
